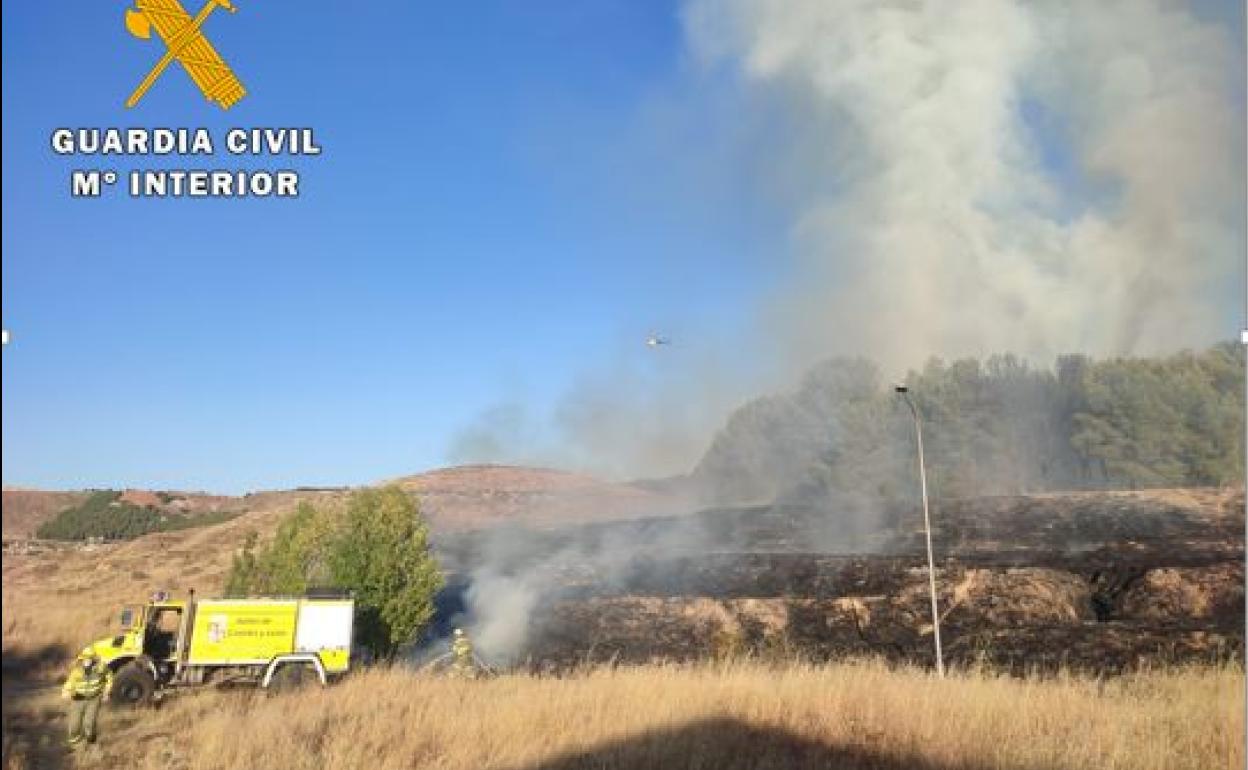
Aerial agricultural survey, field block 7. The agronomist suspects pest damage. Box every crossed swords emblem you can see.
[125,0,246,110]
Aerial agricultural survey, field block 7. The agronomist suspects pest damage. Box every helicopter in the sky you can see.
[645,332,671,348]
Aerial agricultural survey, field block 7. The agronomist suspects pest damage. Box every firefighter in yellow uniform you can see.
[451,628,475,679]
[62,648,110,748]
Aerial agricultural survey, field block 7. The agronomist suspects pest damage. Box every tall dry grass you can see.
[8,660,1232,770]
[2,498,297,669]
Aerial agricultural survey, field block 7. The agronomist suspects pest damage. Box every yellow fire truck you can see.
[82,591,354,705]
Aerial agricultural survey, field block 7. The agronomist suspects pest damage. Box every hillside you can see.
[1,488,348,664]
[1,489,249,541]
[391,464,692,530]
[1,464,691,544]
[0,490,89,539]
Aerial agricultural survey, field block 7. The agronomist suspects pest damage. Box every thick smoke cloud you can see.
[687,0,1243,374]
[452,0,1244,480]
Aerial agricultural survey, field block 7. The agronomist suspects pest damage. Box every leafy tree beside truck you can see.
[225,486,444,661]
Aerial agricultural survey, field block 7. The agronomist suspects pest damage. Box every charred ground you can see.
[435,487,1244,673]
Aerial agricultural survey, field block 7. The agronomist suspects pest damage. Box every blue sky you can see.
[3,2,1243,493]
[2,2,789,491]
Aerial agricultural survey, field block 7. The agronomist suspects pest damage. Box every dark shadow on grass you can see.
[1,643,71,680]
[1,644,78,770]
[1,696,69,770]
[501,717,1039,770]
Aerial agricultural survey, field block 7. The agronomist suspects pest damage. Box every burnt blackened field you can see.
[432,489,1244,673]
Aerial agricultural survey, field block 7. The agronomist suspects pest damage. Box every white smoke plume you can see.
[438,513,725,664]
[462,570,541,663]
[450,1,1243,480]
[686,0,1244,373]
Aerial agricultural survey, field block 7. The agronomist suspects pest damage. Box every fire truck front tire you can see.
[110,662,156,706]
[268,663,313,695]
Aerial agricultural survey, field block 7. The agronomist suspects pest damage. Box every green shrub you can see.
[35,491,239,541]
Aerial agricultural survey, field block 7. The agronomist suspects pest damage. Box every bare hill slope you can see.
[0,490,89,539]
[392,464,692,531]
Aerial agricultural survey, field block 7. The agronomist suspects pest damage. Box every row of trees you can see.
[694,343,1245,504]
[224,486,443,660]
[36,491,237,540]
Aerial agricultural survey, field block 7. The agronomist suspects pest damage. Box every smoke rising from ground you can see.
[448,514,700,662]
[449,1,1244,481]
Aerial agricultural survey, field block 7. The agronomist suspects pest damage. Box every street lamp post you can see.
[895,385,945,677]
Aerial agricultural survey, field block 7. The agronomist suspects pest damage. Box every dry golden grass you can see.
[1,496,307,667]
[2,486,1242,769]
[3,660,1238,770]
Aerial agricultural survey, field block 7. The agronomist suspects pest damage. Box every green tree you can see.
[224,531,260,596]
[223,502,337,595]
[329,486,444,660]
[256,502,337,594]
[1067,346,1245,489]
[691,342,1245,504]
[222,487,443,660]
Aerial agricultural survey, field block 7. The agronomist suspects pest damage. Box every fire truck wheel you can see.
[110,662,156,706]
[268,664,312,694]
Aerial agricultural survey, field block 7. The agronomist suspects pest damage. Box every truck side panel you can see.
[186,600,298,665]
[295,600,353,673]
